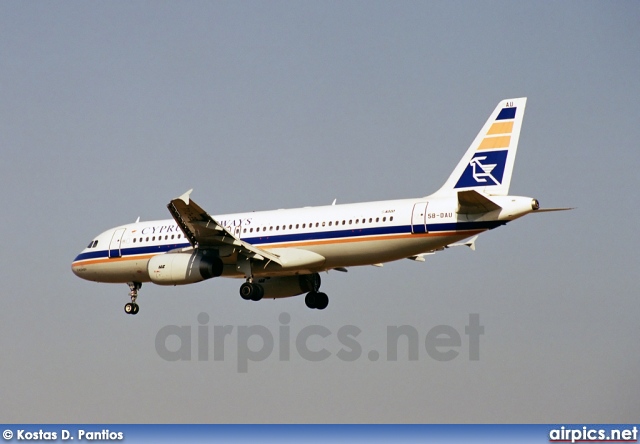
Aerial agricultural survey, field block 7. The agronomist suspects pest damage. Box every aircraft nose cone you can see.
[71,254,88,279]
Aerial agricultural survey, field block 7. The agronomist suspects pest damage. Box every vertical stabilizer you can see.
[433,98,527,196]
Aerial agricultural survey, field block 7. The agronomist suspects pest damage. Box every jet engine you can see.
[148,252,223,285]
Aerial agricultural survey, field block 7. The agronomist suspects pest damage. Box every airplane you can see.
[71,97,569,314]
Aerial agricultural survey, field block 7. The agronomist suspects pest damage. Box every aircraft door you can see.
[108,228,126,258]
[411,202,429,234]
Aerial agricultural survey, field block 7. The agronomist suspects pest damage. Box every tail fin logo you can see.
[470,156,499,184]
[454,150,508,189]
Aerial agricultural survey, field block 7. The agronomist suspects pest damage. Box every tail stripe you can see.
[478,136,511,150]
[487,121,514,135]
[496,106,517,120]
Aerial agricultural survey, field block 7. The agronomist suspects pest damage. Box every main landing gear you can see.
[124,282,142,315]
[239,281,264,301]
[305,291,329,310]
[238,274,329,310]
[303,273,328,310]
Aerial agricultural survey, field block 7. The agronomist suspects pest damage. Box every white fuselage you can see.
[71,195,535,284]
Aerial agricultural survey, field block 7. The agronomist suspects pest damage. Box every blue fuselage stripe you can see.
[73,220,506,263]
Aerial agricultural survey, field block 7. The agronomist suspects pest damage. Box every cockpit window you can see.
[86,240,99,249]
[87,241,93,248]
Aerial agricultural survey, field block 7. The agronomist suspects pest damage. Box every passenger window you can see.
[349,220,352,224]
[133,238,136,243]
[146,237,149,242]
[302,224,306,228]
[322,222,326,227]
[383,217,386,222]
[328,221,332,226]
[276,226,280,231]
[171,235,174,240]
[390,216,394,221]
[315,222,319,227]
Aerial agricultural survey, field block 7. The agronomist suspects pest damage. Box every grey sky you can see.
[1,2,638,423]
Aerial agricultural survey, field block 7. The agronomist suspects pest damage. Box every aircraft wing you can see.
[167,189,283,265]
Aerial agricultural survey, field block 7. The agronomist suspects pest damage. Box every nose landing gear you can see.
[124,282,142,315]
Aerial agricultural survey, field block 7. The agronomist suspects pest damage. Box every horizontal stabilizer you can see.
[457,190,502,214]
[407,252,435,262]
[407,236,477,262]
[447,235,478,251]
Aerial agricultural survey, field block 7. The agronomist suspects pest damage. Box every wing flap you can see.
[267,248,325,269]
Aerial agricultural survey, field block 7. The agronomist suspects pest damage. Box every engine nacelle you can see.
[254,274,320,299]
[148,252,223,285]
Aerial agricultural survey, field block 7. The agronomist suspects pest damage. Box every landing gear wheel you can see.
[315,292,329,310]
[240,282,264,301]
[305,291,329,310]
[250,284,264,301]
[124,302,140,315]
[305,291,318,309]
[125,282,142,315]
[240,282,253,300]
